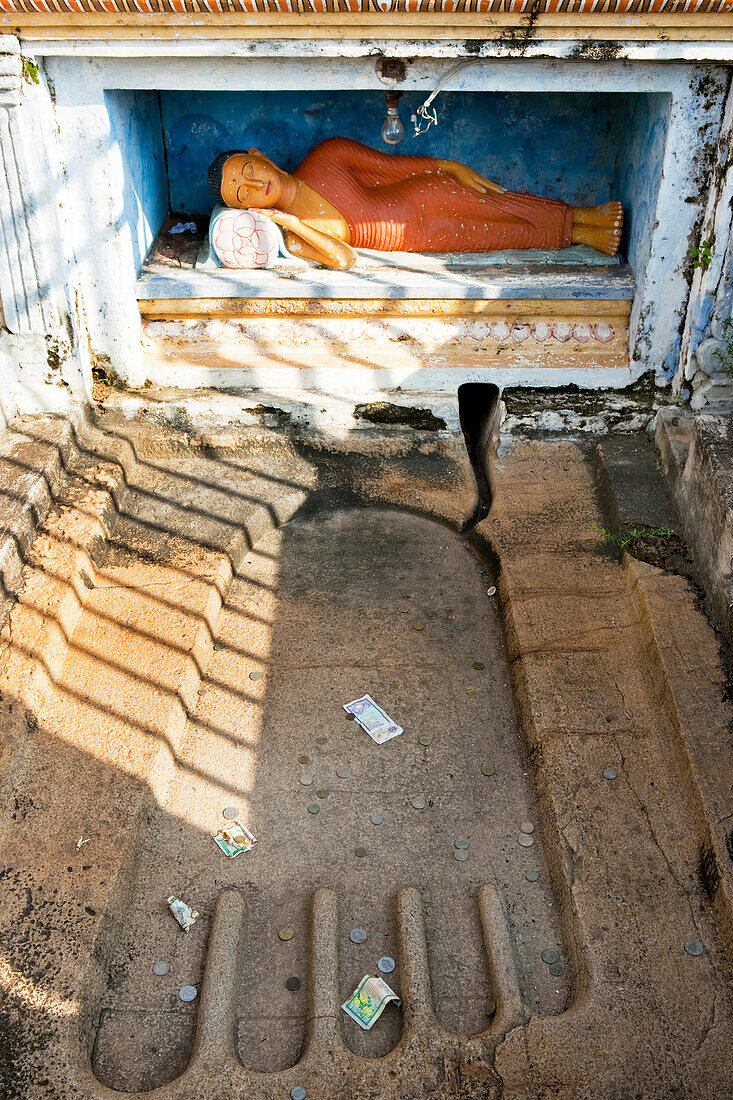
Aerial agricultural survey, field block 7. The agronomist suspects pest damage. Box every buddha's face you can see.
[219,153,283,209]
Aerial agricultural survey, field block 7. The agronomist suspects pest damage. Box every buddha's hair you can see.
[207,151,245,202]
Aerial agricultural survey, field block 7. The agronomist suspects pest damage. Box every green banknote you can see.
[341,974,401,1030]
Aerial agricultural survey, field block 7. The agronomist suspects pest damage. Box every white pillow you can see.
[209,204,280,269]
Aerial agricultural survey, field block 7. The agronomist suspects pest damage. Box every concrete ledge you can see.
[655,407,733,642]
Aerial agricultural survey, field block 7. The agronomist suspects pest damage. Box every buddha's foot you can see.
[571,202,623,256]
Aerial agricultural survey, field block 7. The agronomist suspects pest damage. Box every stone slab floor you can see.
[0,416,731,1099]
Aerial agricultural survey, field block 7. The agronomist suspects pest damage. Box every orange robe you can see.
[293,137,572,253]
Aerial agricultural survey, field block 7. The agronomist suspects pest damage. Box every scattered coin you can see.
[213,642,225,652]
[412,621,425,631]
[419,736,433,747]
[684,940,705,956]
[345,712,356,721]
[298,755,310,765]
[249,670,263,681]
[454,838,470,850]
[520,822,535,834]
[354,847,367,858]
[378,956,396,974]
[316,789,328,800]
[465,687,476,696]
[222,807,239,820]
[336,765,351,779]
[153,961,170,976]
[178,985,197,1002]
[472,661,485,671]
[285,976,301,991]
[603,767,618,781]
[411,797,426,810]
[526,870,539,882]
[307,803,320,815]
[299,774,314,786]
[454,621,468,631]
[349,928,367,944]
[485,999,497,1016]
[481,765,495,777]
[477,566,486,575]
[399,607,410,614]
[279,928,294,942]
[518,834,535,847]
[370,813,384,825]
[549,962,565,977]
[487,586,497,597]
[291,1088,306,1100]
[454,849,469,861]
[541,948,560,965]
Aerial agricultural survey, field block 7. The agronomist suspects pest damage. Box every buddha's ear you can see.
[248,147,280,169]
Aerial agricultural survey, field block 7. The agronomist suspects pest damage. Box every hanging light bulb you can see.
[381,92,404,146]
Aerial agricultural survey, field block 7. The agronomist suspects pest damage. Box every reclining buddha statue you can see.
[208,137,623,271]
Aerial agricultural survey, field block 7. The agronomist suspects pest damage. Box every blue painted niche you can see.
[109,88,671,284]
[162,90,635,213]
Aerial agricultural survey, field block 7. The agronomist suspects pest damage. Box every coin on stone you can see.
[487,586,497,597]
[419,736,433,747]
[549,962,565,976]
[178,985,197,1002]
[222,807,239,820]
[411,797,426,810]
[485,999,497,1017]
[153,961,170,976]
[349,928,367,944]
[248,670,263,681]
[285,976,301,991]
[518,833,535,847]
[603,767,618,781]
[291,1088,306,1100]
[316,789,328,800]
[399,607,410,614]
[454,837,470,850]
[520,822,535,834]
[299,774,314,786]
[526,870,539,882]
[378,956,396,974]
[307,803,320,815]
[454,849,469,861]
[412,621,425,631]
[541,948,560,965]
[465,687,476,696]
[279,928,295,942]
[472,661,485,671]
[481,765,495,777]
[454,621,468,631]
[336,765,351,779]
[298,755,310,765]
[354,847,367,858]
[684,940,705,956]
[370,814,383,825]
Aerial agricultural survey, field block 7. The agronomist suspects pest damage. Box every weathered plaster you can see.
[677,75,733,407]
[0,58,87,413]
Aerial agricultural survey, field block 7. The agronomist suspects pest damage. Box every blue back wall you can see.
[160,90,637,215]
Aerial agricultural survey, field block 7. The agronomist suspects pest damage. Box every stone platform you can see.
[0,410,731,1098]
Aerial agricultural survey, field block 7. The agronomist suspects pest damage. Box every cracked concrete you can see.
[0,414,731,1098]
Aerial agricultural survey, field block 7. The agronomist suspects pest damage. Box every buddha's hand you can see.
[437,160,506,196]
[249,207,299,229]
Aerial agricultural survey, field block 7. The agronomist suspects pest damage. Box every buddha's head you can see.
[207,149,286,209]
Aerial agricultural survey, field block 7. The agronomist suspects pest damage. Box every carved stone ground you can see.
[0,415,731,1098]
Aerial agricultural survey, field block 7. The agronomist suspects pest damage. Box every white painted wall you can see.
[37,51,726,399]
